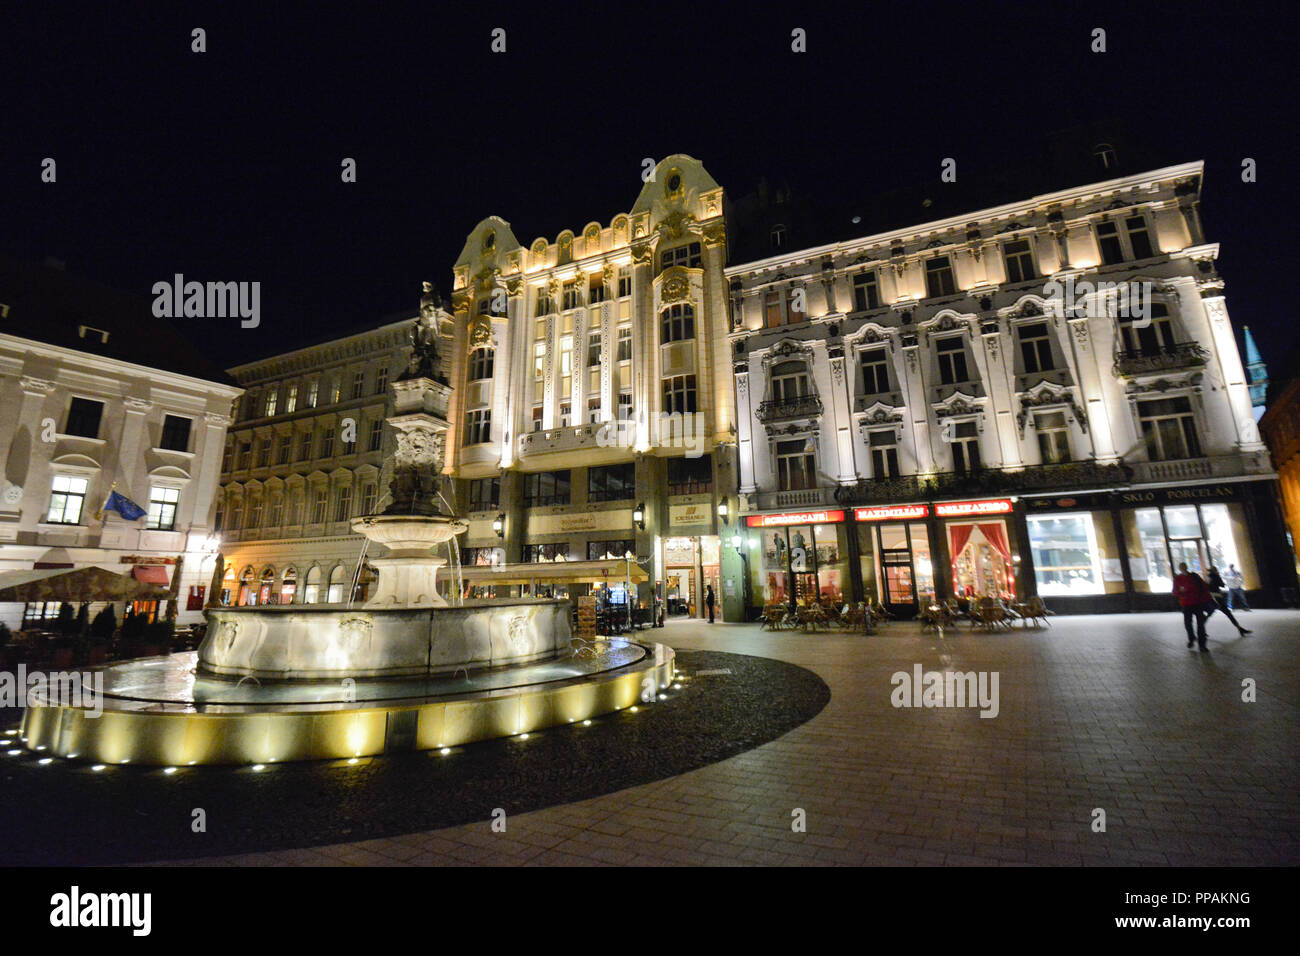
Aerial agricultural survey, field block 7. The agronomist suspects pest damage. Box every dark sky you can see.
[2,2,1295,372]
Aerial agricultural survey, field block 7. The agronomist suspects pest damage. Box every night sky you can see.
[3,3,1295,373]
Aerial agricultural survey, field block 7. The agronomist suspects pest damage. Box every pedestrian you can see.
[1205,565,1251,636]
[1172,562,1215,651]
[705,584,715,624]
[1224,564,1251,611]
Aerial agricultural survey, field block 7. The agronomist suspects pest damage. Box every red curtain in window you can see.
[978,522,1013,565]
[948,524,975,563]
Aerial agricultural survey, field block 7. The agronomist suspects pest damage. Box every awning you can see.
[0,566,170,603]
[457,559,650,586]
[132,564,171,585]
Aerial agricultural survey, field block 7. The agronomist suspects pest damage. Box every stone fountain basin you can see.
[350,513,468,553]
[199,598,571,681]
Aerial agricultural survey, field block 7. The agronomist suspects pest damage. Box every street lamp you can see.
[731,530,752,622]
[493,513,505,538]
[717,498,729,520]
[624,549,634,633]
[632,502,645,530]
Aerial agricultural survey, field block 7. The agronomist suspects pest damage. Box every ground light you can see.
[163,767,177,775]
[6,750,21,756]
[251,764,265,772]
[582,720,592,726]
[91,765,105,772]
[439,747,451,755]
[38,758,52,765]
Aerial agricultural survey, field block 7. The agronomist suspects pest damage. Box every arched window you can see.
[469,347,495,381]
[304,566,322,604]
[327,565,347,603]
[280,567,298,604]
[660,304,695,344]
[238,566,255,606]
[259,567,275,605]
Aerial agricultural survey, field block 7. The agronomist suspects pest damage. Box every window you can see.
[562,280,580,311]
[277,434,291,464]
[341,426,356,455]
[360,483,377,515]
[477,299,491,315]
[64,398,104,438]
[247,496,263,530]
[269,494,283,527]
[351,371,365,399]
[1118,303,1176,354]
[588,396,602,424]
[304,566,322,604]
[588,273,607,304]
[469,348,494,381]
[1002,239,1037,283]
[617,325,632,361]
[1093,143,1117,170]
[311,488,328,523]
[764,290,783,328]
[221,443,233,473]
[536,288,555,316]
[588,539,634,561]
[524,470,571,507]
[375,367,389,394]
[306,380,319,408]
[1028,514,1104,595]
[285,384,298,413]
[464,408,491,445]
[257,438,271,468]
[868,431,899,479]
[368,420,383,452]
[776,439,816,491]
[618,391,633,421]
[532,405,544,431]
[667,455,712,495]
[1138,396,1200,461]
[617,267,631,298]
[1036,411,1071,464]
[770,361,810,402]
[46,475,88,524]
[334,486,352,522]
[951,421,981,474]
[558,401,571,428]
[588,463,635,502]
[298,432,312,461]
[320,427,335,458]
[468,477,500,512]
[328,378,341,404]
[1095,216,1153,264]
[264,390,278,417]
[159,414,192,452]
[523,543,569,563]
[327,566,346,603]
[786,287,806,324]
[660,304,695,343]
[936,337,969,384]
[214,501,225,532]
[852,271,880,312]
[288,491,303,525]
[859,348,890,395]
[587,332,602,368]
[1017,322,1054,373]
[924,256,956,297]
[660,242,702,271]
[662,375,697,415]
[238,442,252,470]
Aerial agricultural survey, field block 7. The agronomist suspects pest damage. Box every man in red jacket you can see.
[1172,562,1214,651]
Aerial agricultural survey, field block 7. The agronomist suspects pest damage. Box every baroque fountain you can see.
[20,284,673,765]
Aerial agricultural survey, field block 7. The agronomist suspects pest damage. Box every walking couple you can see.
[1173,562,1252,651]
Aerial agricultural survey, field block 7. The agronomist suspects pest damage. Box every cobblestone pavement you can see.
[169,611,1300,866]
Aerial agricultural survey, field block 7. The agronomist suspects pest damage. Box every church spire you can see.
[1243,325,1269,420]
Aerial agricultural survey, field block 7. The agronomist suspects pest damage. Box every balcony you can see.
[756,394,823,424]
[834,460,1136,505]
[1130,452,1273,485]
[749,486,839,511]
[1113,343,1208,377]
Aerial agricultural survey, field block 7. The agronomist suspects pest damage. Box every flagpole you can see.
[94,480,118,522]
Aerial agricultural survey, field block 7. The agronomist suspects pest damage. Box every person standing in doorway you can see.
[705,584,715,624]
[1173,562,1214,651]
[1224,564,1251,611]
[1205,565,1251,636]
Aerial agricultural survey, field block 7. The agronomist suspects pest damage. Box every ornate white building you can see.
[0,258,241,628]
[727,161,1290,615]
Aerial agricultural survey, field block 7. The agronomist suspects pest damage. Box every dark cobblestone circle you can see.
[0,650,829,865]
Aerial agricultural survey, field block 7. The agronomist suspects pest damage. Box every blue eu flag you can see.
[103,490,147,521]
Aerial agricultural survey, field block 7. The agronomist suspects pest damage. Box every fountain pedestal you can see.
[352,514,468,608]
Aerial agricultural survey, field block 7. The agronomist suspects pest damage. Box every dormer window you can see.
[770,225,788,250]
[1093,143,1118,170]
[77,325,110,344]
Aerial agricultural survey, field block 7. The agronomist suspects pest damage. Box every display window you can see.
[1126,502,1254,593]
[948,519,1015,599]
[759,522,845,605]
[1027,513,1104,595]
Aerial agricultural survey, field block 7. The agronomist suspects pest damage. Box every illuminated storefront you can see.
[746,509,848,608]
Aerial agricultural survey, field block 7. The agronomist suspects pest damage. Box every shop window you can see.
[280,568,298,604]
[949,521,1015,599]
[1138,396,1200,461]
[1027,514,1103,595]
[588,539,634,561]
[523,543,569,562]
[1035,411,1072,464]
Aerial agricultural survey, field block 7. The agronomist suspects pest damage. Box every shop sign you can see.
[745,509,846,528]
[935,499,1013,518]
[118,555,177,565]
[1024,493,1110,511]
[669,503,711,527]
[1119,485,1240,505]
[853,504,929,522]
[528,509,633,536]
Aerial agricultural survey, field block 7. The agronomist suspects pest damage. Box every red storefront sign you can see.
[935,498,1014,517]
[746,509,846,528]
[853,504,930,522]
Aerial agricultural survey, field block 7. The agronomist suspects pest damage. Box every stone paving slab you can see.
[163,610,1300,866]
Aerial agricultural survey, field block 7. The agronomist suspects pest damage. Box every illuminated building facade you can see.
[727,161,1296,616]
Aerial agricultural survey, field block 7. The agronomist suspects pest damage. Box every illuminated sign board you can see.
[853,504,929,522]
[745,509,846,528]
[935,499,1014,517]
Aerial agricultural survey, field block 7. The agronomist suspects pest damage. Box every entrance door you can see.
[876,523,919,617]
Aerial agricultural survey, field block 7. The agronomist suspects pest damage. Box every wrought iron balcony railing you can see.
[1113,342,1208,377]
[756,394,823,424]
[832,460,1136,506]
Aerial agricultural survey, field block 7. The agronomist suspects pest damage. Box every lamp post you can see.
[492,513,504,538]
[624,549,633,633]
[731,531,752,622]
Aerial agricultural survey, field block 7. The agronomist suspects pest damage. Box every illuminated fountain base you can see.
[19,638,674,766]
